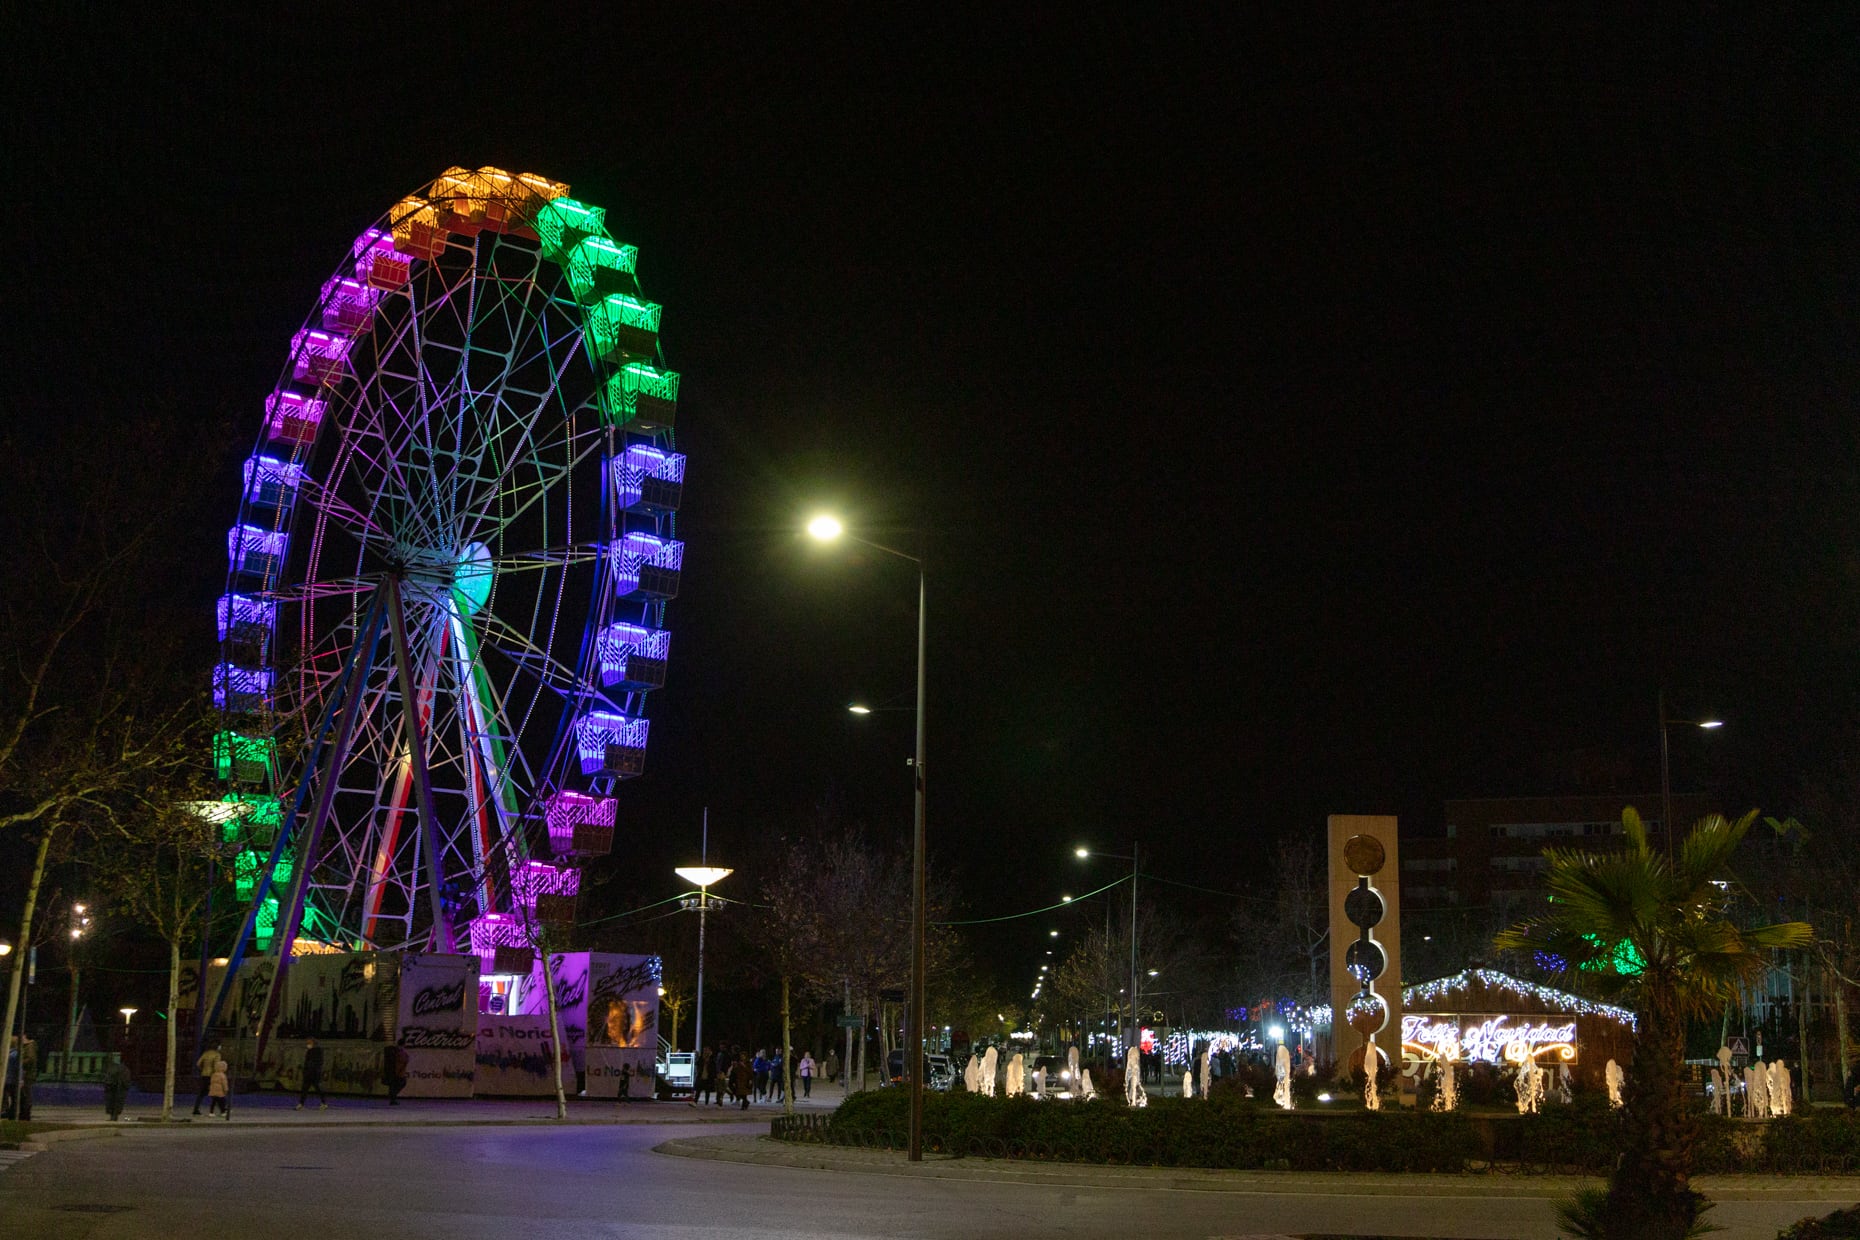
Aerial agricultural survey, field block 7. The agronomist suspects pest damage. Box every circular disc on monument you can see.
[1343,834,1386,877]
[1344,884,1385,929]
[1345,990,1389,1037]
[1345,938,1387,984]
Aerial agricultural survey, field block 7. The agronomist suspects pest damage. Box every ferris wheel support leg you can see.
[254,589,390,1065]
[386,575,457,953]
[194,589,388,1062]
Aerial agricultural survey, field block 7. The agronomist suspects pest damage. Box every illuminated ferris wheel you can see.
[205,168,683,1010]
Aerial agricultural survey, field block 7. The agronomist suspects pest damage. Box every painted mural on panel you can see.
[583,953,661,1099]
[474,1014,570,1096]
[588,954,661,1049]
[397,953,478,1098]
[278,952,394,1040]
[520,951,592,1071]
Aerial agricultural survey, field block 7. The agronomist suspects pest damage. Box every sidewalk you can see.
[654,1132,1860,1204]
[13,1078,846,1130]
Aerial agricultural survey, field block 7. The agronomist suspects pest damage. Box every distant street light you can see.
[807,510,928,1162]
[119,1006,137,1032]
[847,704,872,715]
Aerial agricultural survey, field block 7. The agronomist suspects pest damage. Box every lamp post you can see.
[676,812,731,1083]
[807,513,928,1161]
[1076,844,1139,1055]
[61,902,91,1081]
[1658,690,1723,857]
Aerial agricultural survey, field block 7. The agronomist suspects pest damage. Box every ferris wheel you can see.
[204,167,683,1023]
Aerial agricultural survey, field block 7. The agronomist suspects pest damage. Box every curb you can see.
[652,1134,1860,1203]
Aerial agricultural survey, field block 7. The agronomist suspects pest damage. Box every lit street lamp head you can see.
[847,704,872,714]
[806,514,844,542]
[675,866,733,889]
[1699,719,1724,729]
[1074,847,1090,859]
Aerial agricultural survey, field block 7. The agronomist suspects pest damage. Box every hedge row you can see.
[792,1090,1479,1172]
[775,1090,1860,1176]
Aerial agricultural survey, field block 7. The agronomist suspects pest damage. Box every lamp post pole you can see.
[805,515,927,1161]
[1128,842,1139,1058]
[908,559,927,1162]
[1076,845,1139,1055]
[676,813,731,1090]
[1659,690,1723,859]
[1660,689,1674,858]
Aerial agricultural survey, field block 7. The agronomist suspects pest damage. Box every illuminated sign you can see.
[1402,1013,1578,1065]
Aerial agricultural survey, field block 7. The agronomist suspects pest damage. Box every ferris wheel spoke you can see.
[464,432,606,550]
[471,607,607,702]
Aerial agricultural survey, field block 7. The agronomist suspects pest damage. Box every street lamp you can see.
[119,1006,137,1032]
[1076,844,1140,1053]
[1659,690,1723,858]
[676,814,732,1080]
[807,512,928,1162]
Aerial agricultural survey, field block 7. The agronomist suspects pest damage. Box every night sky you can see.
[7,9,1859,978]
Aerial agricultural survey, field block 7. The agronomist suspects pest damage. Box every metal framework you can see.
[200,168,685,1046]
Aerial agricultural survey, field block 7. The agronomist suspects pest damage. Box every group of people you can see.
[692,1044,826,1108]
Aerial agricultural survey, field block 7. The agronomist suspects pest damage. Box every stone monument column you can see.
[1327,815,1403,1097]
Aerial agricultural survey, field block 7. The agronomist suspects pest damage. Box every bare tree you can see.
[86,792,219,1119]
[0,418,221,1071]
[756,835,829,1114]
[1231,835,1330,1008]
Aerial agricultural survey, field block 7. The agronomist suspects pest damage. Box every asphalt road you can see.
[0,1120,1846,1239]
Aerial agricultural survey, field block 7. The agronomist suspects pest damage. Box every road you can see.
[0,1118,1847,1239]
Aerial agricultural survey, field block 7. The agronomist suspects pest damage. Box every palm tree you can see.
[1495,809,1811,1240]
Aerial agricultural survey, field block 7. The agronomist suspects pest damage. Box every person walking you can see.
[823,1049,839,1085]
[207,1060,230,1117]
[798,1052,816,1099]
[102,1055,132,1121]
[770,1048,785,1103]
[693,1045,714,1106]
[730,1053,753,1110]
[192,1042,224,1116]
[296,1037,328,1110]
[382,1037,410,1106]
[751,1049,769,1102]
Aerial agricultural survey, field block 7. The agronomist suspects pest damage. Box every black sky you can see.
[7,8,1860,976]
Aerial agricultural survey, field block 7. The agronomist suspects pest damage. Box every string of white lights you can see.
[1294,968,1638,1034]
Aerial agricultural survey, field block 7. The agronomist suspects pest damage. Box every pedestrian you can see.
[693,1045,714,1106]
[752,1048,769,1102]
[193,1042,224,1115]
[798,1051,816,1099]
[715,1045,730,1107]
[824,1049,840,1084]
[616,1061,633,1102]
[730,1054,753,1110]
[102,1055,132,1121]
[207,1060,230,1116]
[382,1037,410,1106]
[15,1037,35,1121]
[296,1037,328,1110]
[770,1048,785,1103]
[1,1037,15,1120]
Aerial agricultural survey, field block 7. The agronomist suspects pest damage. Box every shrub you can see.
[1776,1205,1860,1240]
